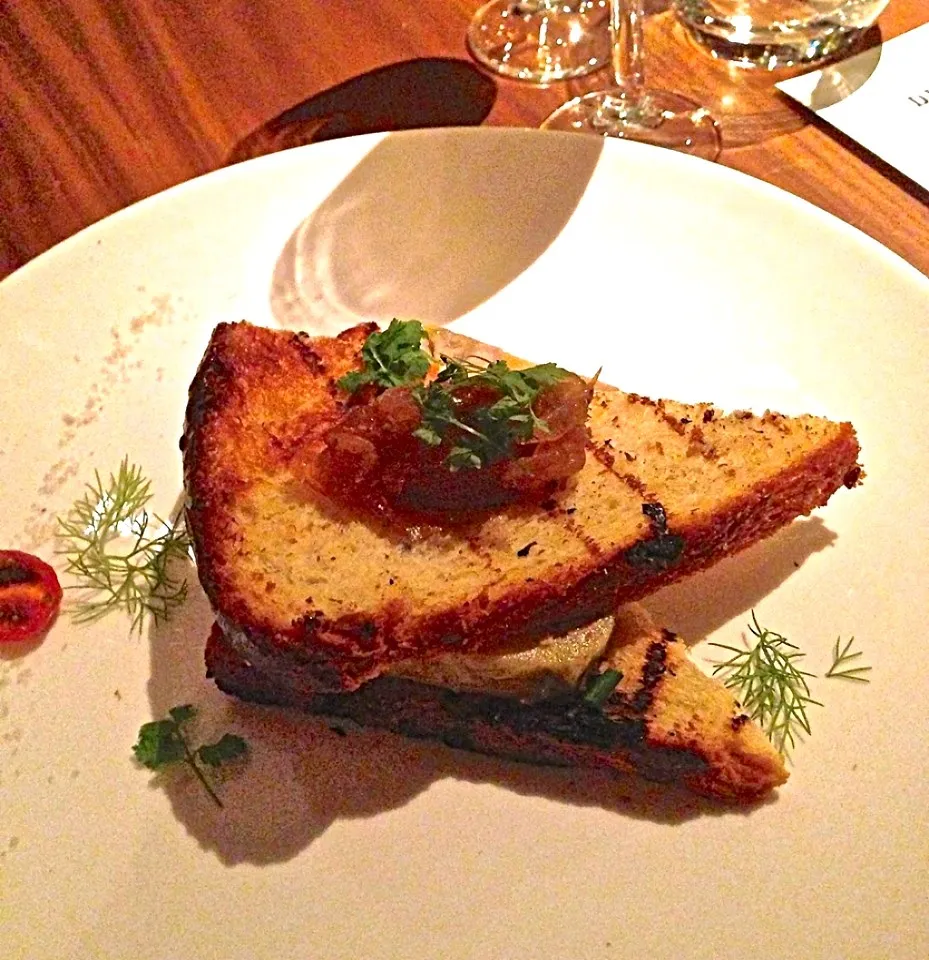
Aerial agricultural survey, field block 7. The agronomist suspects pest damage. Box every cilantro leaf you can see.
[335,322,577,472]
[133,718,186,768]
[197,733,248,767]
[434,356,473,385]
[412,425,443,447]
[168,704,196,725]
[583,668,623,708]
[132,704,248,807]
[446,447,483,471]
[337,319,432,393]
[337,370,368,394]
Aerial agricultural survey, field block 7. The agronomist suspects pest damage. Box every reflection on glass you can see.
[672,0,889,70]
[542,0,721,160]
[467,1,611,83]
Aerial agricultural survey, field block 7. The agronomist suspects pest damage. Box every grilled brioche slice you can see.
[184,321,861,692]
[206,604,788,803]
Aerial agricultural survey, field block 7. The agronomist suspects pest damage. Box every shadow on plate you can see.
[226,57,498,167]
[268,128,604,336]
[801,40,882,111]
[144,583,745,868]
[141,517,834,867]
[645,516,836,641]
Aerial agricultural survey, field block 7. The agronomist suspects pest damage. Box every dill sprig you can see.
[710,612,822,754]
[825,636,872,682]
[57,458,192,632]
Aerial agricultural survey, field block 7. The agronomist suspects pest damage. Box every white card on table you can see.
[776,22,929,192]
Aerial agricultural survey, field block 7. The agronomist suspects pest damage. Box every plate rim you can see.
[3,126,927,298]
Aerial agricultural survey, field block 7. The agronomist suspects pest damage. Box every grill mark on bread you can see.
[625,636,670,715]
[599,393,720,465]
[205,606,791,803]
[562,514,604,559]
[589,442,649,497]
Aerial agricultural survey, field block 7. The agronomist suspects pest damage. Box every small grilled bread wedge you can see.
[183,321,861,692]
[206,603,788,803]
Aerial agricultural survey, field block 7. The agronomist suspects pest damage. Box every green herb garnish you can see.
[710,613,822,754]
[133,705,247,807]
[57,458,192,632]
[337,319,432,393]
[337,320,573,469]
[825,636,871,682]
[414,356,570,470]
[583,668,623,708]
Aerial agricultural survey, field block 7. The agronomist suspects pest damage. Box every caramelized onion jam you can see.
[312,364,593,521]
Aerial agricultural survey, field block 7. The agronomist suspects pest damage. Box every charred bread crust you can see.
[183,322,376,690]
[184,322,862,692]
[205,615,787,804]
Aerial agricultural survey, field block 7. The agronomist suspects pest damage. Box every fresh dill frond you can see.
[710,612,822,755]
[825,636,872,682]
[57,458,192,632]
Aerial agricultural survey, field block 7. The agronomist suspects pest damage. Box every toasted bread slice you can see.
[206,604,788,803]
[184,321,861,691]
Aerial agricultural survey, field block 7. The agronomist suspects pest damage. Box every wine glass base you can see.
[467,1,611,83]
[673,1,877,70]
[542,87,721,160]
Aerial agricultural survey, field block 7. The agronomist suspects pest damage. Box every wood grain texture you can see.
[1,0,927,280]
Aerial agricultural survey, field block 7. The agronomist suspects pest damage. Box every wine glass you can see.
[467,1,611,83]
[542,0,721,159]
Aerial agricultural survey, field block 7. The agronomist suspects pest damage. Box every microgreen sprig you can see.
[711,613,822,754]
[825,636,872,682]
[414,355,570,471]
[335,320,574,471]
[57,458,192,632]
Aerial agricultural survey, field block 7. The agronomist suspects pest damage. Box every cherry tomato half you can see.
[0,550,63,644]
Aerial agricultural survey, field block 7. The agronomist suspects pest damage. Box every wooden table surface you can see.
[2,0,927,281]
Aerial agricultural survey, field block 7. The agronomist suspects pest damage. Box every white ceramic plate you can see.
[2,128,927,960]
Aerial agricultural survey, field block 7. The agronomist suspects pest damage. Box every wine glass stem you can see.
[610,0,645,98]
